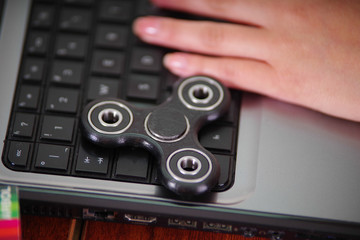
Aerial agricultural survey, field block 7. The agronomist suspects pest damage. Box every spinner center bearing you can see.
[145,108,189,142]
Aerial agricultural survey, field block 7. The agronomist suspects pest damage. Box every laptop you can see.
[1,0,359,239]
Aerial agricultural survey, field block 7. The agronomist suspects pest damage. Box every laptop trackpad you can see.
[238,95,360,223]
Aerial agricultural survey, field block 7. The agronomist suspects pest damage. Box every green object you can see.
[0,185,19,219]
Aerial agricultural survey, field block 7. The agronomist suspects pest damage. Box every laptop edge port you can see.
[124,214,157,224]
[168,218,197,228]
[83,208,117,221]
[203,222,232,232]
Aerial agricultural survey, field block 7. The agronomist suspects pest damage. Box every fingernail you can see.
[164,53,188,76]
[134,17,161,38]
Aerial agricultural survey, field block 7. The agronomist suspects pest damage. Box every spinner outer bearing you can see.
[166,148,212,183]
[178,76,224,111]
[88,101,133,135]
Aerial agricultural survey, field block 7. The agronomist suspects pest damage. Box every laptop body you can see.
[1,0,359,239]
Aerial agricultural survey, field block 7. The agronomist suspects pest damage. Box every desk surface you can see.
[21,215,267,240]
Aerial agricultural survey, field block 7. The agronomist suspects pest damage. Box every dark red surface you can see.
[21,215,268,240]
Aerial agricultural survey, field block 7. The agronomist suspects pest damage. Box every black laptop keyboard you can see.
[2,0,241,192]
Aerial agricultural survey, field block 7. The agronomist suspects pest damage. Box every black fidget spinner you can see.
[81,76,231,198]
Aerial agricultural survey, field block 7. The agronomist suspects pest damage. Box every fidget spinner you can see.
[81,76,231,198]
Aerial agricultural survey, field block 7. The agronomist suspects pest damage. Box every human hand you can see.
[133,0,360,122]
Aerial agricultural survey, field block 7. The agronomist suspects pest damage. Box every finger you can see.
[151,0,273,26]
[133,17,273,61]
[163,52,281,98]
[164,53,360,122]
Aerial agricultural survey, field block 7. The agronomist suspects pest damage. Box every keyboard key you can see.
[87,77,120,100]
[114,148,150,179]
[75,140,109,174]
[213,154,231,189]
[199,125,234,152]
[35,144,71,171]
[95,24,128,49]
[50,61,84,86]
[130,48,162,73]
[46,87,79,113]
[18,85,40,110]
[27,32,49,55]
[220,104,235,124]
[150,165,161,184]
[99,1,132,22]
[164,72,179,90]
[31,5,54,29]
[91,50,125,76]
[12,113,36,138]
[59,8,92,32]
[55,34,88,59]
[40,116,75,142]
[8,142,31,167]
[127,74,160,101]
[136,0,158,16]
[22,58,45,82]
